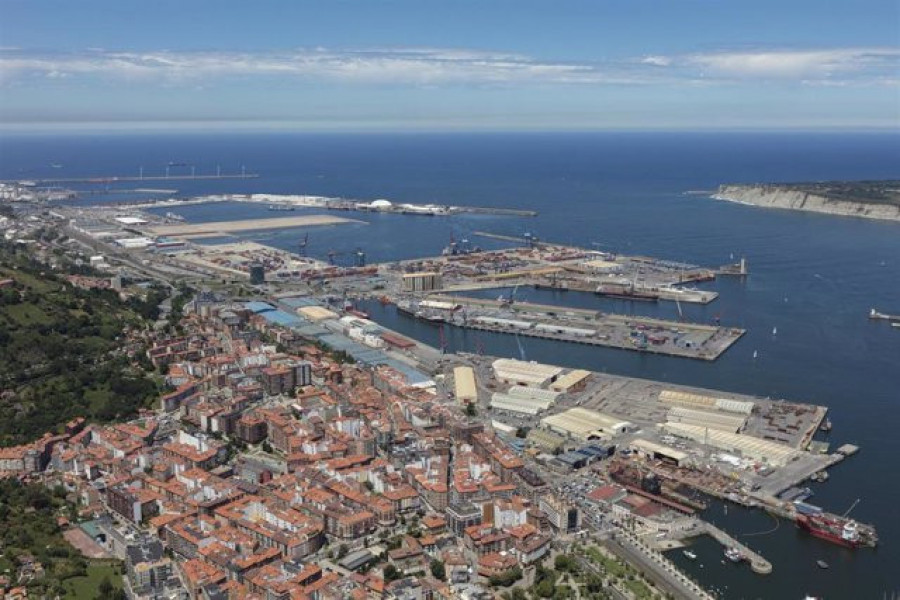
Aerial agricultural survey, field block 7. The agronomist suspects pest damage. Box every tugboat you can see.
[682,550,697,560]
[724,547,744,563]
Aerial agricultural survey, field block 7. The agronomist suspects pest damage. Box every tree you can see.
[554,554,578,574]
[430,558,446,580]
[337,544,349,560]
[465,402,477,417]
[383,564,402,582]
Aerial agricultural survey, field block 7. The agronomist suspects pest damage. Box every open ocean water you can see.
[1,131,898,599]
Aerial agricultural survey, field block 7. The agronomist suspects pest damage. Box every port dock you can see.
[869,308,900,322]
[146,215,362,238]
[398,294,744,360]
[695,522,772,575]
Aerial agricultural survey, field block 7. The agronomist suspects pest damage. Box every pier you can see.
[147,215,361,237]
[663,520,772,575]
[401,294,745,360]
[699,522,773,574]
[869,308,900,322]
[2,173,258,185]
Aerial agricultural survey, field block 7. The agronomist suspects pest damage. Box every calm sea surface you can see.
[2,132,898,598]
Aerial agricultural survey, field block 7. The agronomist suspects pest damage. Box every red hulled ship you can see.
[796,513,877,548]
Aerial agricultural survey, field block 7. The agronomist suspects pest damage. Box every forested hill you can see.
[0,242,163,447]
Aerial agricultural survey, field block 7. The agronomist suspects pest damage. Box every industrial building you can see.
[549,369,592,393]
[297,305,339,322]
[453,366,477,404]
[541,408,633,441]
[581,258,622,274]
[659,389,754,415]
[492,359,562,387]
[506,386,560,403]
[249,263,265,285]
[661,422,800,467]
[665,406,747,433]
[629,439,689,466]
[401,271,443,292]
[490,393,552,416]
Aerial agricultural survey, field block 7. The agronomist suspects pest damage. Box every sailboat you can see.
[772,326,778,336]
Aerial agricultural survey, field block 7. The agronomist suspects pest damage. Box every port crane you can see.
[438,325,448,355]
[843,498,861,518]
[514,331,527,361]
[297,233,309,257]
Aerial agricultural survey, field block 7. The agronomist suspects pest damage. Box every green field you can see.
[63,562,124,599]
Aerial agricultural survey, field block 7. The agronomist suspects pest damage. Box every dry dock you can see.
[147,215,361,237]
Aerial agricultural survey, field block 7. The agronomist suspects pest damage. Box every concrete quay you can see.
[680,521,773,575]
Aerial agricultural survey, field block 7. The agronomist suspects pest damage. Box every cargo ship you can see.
[796,513,877,548]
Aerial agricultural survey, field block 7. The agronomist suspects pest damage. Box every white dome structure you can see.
[370,199,392,209]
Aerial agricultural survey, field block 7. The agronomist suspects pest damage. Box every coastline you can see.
[712,183,900,222]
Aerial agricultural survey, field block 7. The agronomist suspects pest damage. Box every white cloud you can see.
[684,48,900,80]
[641,55,672,67]
[0,46,896,88]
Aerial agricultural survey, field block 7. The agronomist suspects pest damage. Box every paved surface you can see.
[63,528,111,559]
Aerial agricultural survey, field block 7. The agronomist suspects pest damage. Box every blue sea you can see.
[2,131,898,598]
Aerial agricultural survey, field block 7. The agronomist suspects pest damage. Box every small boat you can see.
[753,350,758,359]
[820,418,832,432]
[817,560,829,569]
[772,326,778,335]
[725,547,743,563]
[50,163,63,169]
[683,550,697,560]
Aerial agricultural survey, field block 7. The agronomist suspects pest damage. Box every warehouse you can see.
[550,369,592,393]
[541,408,633,441]
[419,299,459,311]
[714,398,755,415]
[506,386,561,403]
[492,359,562,387]
[454,366,477,404]
[661,422,799,467]
[666,406,747,433]
[473,316,533,330]
[629,439,688,466]
[581,258,622,274]
[297,305,339,322]
[659,389,755,415]
[533,323,595,337]
[490,393,552,416]
[526,429,565,452]
[659,389,716,409]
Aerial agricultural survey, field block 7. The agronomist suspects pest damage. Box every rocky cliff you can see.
[713,182,900,222]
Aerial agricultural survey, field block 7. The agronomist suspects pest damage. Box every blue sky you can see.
[0,0,898,131]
